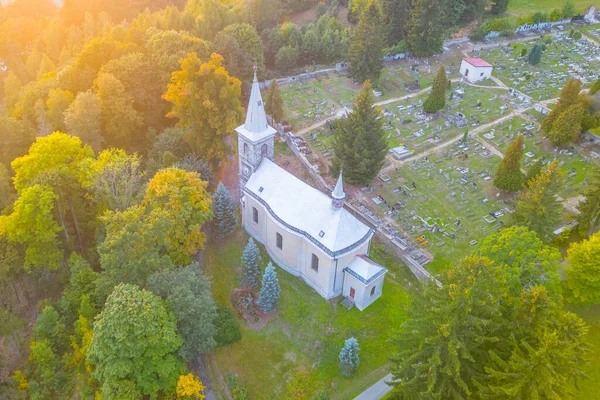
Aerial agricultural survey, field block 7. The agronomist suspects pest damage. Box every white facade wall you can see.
[460,61,493,83]
[342,272,385,311]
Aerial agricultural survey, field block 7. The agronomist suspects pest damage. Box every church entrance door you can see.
[350,288,355,299]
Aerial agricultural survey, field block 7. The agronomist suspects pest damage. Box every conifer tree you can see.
[331,81,387,185]
[423,66,448,113]
[347,0,385,83]
[212,182,237,239]
[564,233,600,305]
[265,80,284,124]
[524,158,544,188]
[339,337,360,377]
[406,0,445,56]
[494,134,525,192]
[383,0,412,44]
[577,167,600,236]
[548,103,584,145]
[257,262,280,313]
[240,238,262,289]
[527,43,543,65]
[511,161,563,243]
[542,78,582,133]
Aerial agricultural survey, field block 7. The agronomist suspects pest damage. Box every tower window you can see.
[371,286,376,296]
[261,143,268,158]
[311,254,319,272]
[253,207,258,223]
[276,233,283,250]
[243,143,249,155]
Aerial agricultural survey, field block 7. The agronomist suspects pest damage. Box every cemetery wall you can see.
[486,18,572,39]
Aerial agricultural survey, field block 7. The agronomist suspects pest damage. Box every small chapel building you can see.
[460,58,494,83]
[236,71,387,311]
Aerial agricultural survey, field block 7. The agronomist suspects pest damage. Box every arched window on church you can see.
[261,144,268,158]
[243,143,249,155]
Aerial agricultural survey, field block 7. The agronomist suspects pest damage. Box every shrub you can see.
[214,304,241,347]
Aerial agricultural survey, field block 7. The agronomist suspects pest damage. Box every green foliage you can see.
[28,340,65,400]
[275,45,299,72]
[87,283,185,399]
[406,0,445,56]
[63,91,103,151]
[563,0,576,18]
[547,103,585,145]
[32,306,67,352]
[383,0,412,44]
[214,303,242,347]
[528,43,544,65]
[332,81,387,185]
[226,373,249,400]
[564,233,600,305]
[511,161,563,243]
[542,78,582,134]
[212,182,237,239]
[524,158,544,188]
[339,337,360,377]
[491,0,509,14]
[46,88,74,132]
[148,264,218,360]
[173,154,216,189]
[577,167,600,236]
[423,66,447,113]
[216,23,265,81]
[240,238,262,289]
[59,254,97,325]
[494,134,524,192]
[265,80,284,124]
[348,0,385,83]
[257,262,280,313]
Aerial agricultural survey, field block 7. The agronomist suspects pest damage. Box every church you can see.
[236,71,387,311]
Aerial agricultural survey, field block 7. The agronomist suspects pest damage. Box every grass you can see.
[507,0,592,17]
[203,229,416,399]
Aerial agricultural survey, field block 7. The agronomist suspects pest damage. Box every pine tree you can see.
[406,0,445,57]
[564,233,600,305]
[542,78,582,133]
[339,337,360,377]
[212,182,237,238]
[491,0,509,14]
[240,238,262,289]
[257,262,280,313]
[511,161,563,243]
[527,43,543,65]
[347,0,385,83]
[577,167,600,236]
[331,81,387,185]
[494,135,525,192]
[548,103,584,145]
[265,80,284,124]
[423,66,448,113]
[524,158,544,188]
[383,0,412,44]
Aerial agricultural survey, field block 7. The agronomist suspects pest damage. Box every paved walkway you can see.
[353,374,394,400]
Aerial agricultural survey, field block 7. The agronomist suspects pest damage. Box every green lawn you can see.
[507,0,592,17]
[203,230,416,399]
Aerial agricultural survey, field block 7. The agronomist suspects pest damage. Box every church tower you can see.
[236,67,277,191]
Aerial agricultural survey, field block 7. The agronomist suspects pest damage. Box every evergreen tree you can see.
[564,233,600,305]
[347,0,385,83]
[511,161,563,243]
[491,0,509,14]
[542,78,582,133]
[265,80,284,124]
[494,135,525,192]
[331,81,387,185]
[212,182,237,239]
[524,158,544,188]
[562,0,576,18]
[528,43,543,65]
[577,167,600,236]
[406,0,445,56]
[590,77,600,94]
[240,238,262,289]
[548,103,584,145]
[423,66,448,113]
[339,337,360,377]
[383,0,412,44]
[257,262,280,313]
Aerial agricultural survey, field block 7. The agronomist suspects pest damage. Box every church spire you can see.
[243,66,270,134]
[332,172,345,210]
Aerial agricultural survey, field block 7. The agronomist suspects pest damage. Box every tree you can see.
[144,168,213,265]
[64,91,103,151]
[265,80,284,123]
[87,283,185,399]
[423,66,448,113]
[347,0,385,83]
[577,167,600,235]
[511,161,563,243]
[176,373,205,399]
[339,338,360,377]
[257,262,280,313]
[547,103,584,145]
[0,117,30,167]
[165,53,244,166]
[240,238,262,289]
[32,306,67,352]
[215,23,265,81]
[383,0,412,44]
[212,182,237,238]
[528,43,544,65]
[148,264,218,361]
[332,81,387,185]
[46,88,74,132]
[0,164,16,211]
[542,78,582,134]
[406,0,445,56]
[491,0,509,15]
[213,304,241,347]
[590,77,600,95]
[564,233,600,305]
[173,155,216,189]
[562,0,576,18]
[59,254,97,326]
[524,158,544,188]
[494,135,525,192]
[275,45,299,72]
[28,340,64,399]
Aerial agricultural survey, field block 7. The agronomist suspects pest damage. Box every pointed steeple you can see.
[243,66,270,134]
[332,172,345,210]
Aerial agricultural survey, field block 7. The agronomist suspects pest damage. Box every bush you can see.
[573,31,582,40]
[226,373,249,400]
[214,303,241,347]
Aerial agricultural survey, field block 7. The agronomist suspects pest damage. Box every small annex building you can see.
[460,58,494,83]
[237,69,387,311]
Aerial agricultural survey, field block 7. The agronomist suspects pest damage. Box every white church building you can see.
[236,71,387,311]
[460,58,494,83]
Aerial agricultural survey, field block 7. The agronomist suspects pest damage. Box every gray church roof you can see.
[235,69,277,142]
[343,255,388,286]
[243,159,374,258]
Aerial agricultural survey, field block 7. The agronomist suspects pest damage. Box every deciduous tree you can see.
[176,373,205,399]
[258,262,280,313]
[265,79,283,123]
[46,88,74,132]
[494,134,525,192]
[64,91,103,151]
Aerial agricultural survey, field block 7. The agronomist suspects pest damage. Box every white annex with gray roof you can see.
[237,70,387,310]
